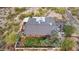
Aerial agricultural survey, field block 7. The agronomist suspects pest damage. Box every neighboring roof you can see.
[23,17,60,36]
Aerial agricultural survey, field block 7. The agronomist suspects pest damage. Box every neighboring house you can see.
[20,17,64,37]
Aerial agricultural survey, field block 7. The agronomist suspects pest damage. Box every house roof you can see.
[23,17,61,36]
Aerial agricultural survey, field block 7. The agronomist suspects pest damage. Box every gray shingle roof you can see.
[23,17,60,36]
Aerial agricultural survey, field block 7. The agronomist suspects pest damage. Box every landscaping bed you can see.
[15,35,61,48]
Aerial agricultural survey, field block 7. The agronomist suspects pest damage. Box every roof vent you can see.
[38,21,41,24]
[41,17,45,22]
[49,23,52,26]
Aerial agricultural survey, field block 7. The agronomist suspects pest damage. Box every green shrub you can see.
[34,11,41,16]
[19,12,34,20]
[60,38,75,51]
[24,37,61,48]
[15,7,26,14]
[54,8,65,14]
[63,25,75,36]
[19,14,28,20]
[50,38,61,47]
[6,13,15,19]
[71,8,78,16]
[24,37,45,47]
[34,8,47,16]
[5,31,17,45]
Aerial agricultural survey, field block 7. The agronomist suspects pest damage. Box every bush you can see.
[5,31,17,45]
[19,12,34,20]
[63,25,75,36]
[15,7,26,14]
[54,8,65,14]
[50,38,61,47]
[71,8,78,16]
[24,37,46,47]
[24,37,61,48]
[60,38,76,51]
[34,8,47,16]
[34,11,41,16]
[6,13,16,19]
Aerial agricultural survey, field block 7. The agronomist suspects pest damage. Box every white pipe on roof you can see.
[33,17,45,23]
[49,23,52,26]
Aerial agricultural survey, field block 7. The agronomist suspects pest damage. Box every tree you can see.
[19,12,34,20]
[34,11,41,16]
[5,31,17,45]
[55,8,65,14]
[63,25,75,36]
[15,7,26,14]
[34,8,47,16]
[71,8,78,16]
[60,38,76,51]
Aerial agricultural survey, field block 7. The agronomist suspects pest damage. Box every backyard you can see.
[16,36,61,48]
